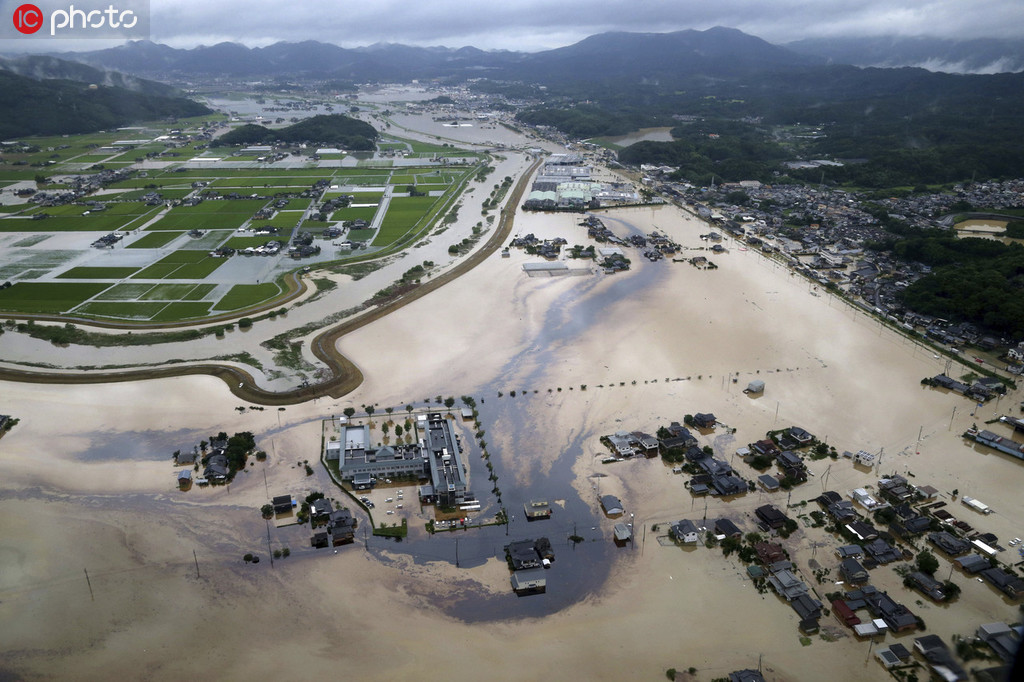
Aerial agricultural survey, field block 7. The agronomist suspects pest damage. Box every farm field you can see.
[132,250,227,280]
[128,232,182,248]
[0,124,482,322]
[0,281,108,313]
[57,266,138,279]
[212,283,283,311]
[373,195,442,246]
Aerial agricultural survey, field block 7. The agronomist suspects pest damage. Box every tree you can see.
[394,425,403,437]
[343,407,356,418]
[444,396,455,409]
[365,405,375,417]
[916,550,940,576]
[385,406,394,418]
[260,504,274,519]
[405,404,413,414]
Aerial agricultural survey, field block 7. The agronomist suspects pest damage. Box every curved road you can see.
[0,157,544,405]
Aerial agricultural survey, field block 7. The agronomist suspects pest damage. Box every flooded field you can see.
[598,126,676,147]
[2,181,1023,679]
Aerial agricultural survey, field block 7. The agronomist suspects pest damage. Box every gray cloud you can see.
[145,0,1024,49]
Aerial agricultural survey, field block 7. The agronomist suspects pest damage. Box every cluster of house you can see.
[582,215,680,263]
[308,497,358,548]
[253,198,291,219]
[929,373,1004,402]
[929,530,1024,600]
[873,627,1017,681]
[507,233,566,259]
[173,436,234,485]
[687,449,748,498]
[821,474,1024,602]
[310,194,351,221]
[831,583,919,637]
[764,560,824,634]
[745,425,815,484]
[642,167,1024,357]
[606,415,716,459]
[599,495,634,544]
[23,167,134,208]
[505,537,553,594]
[90,232,124,249]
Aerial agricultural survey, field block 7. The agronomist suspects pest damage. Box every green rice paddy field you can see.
[0,148,479,320]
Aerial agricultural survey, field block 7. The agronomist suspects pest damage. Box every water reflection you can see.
[363,241,668,620]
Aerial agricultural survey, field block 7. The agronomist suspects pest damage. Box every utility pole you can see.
[263,468,269,496]
[949,406,957,430]
[455,537,460,568]
[84,568,94,602]
[265,518,274,568]
[917,425,923,455]
[193,549,200,579]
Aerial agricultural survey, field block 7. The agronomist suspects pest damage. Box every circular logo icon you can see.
[13,4,43,34]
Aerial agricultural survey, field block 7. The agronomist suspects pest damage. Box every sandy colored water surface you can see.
[1,200,1022,681]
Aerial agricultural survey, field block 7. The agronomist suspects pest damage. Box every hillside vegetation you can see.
[217,114,378,150]
[0,71,210,139]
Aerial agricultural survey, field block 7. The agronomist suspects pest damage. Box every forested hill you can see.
[0,71,210,139]
[217,114,378,150]
[895,235,1024,340]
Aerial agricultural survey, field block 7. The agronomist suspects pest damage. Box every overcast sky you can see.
[4,0,1024,53]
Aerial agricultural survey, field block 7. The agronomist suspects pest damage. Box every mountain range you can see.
[785,36,1024,75]
[41,27,1022,83]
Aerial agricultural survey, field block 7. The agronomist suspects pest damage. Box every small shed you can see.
[746,379,765,394]
[613,523,632,543]
[511,568,546,594]
[601,495,624,516]
[272,495,293,514]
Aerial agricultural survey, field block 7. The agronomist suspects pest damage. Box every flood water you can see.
[600,126,675,147]
[362,220,670,620]
[955,220,1024,245]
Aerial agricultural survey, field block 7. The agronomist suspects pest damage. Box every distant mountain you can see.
[56,28,819,83]
[218,114,378,150]
[0,54,182,97]
[0,70,210,139]
[785,36,1024,74]
[60,38,516,81]
[510,27,819,84]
